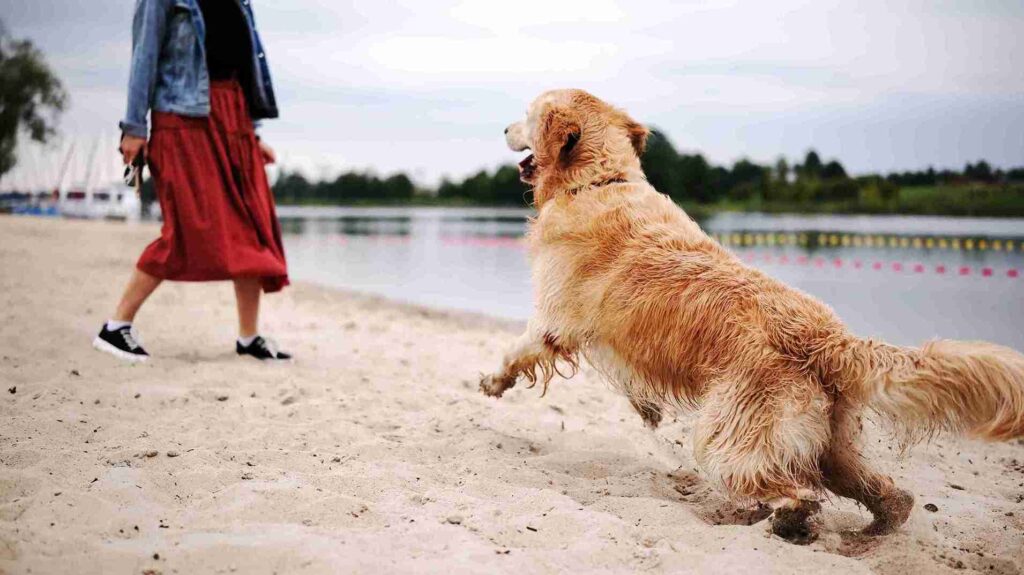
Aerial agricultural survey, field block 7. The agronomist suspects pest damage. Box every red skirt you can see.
[137,80,289,293]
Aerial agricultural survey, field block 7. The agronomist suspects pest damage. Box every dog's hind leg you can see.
[820,401,914,535]
[692,369,831,544]
[480,325,579,398]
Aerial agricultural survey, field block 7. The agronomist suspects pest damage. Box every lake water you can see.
[279,206,1024,350]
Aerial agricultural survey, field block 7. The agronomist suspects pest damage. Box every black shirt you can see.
[197,0,253,85]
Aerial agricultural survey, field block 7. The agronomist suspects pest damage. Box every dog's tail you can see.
[837,338,1024,444]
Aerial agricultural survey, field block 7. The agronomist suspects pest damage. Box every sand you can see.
[0,215,1021,574]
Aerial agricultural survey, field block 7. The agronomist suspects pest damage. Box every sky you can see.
[1,0,1023,189]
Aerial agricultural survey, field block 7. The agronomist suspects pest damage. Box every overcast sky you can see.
[2,0,1023,187]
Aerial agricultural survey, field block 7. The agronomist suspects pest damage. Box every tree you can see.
[678,153,714,202]
[382,173,414,200]
[0,24,67,180]
[796,150,823,181]
[774,157,789,185]
[273,170,312,203]
[437,177,460,200]
[491,165,528,205]
[639,129,681,199]
[727,159,769,202]
[964,161,994,183]
[821,160,847,180]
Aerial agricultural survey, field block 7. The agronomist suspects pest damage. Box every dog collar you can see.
[566,177,630,196]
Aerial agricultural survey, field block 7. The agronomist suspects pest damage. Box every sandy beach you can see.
[0,215,1021,575]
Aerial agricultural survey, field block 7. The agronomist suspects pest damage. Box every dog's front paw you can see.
[480,373,515,398]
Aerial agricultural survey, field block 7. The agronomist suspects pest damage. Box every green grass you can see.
[893,185,1024,217]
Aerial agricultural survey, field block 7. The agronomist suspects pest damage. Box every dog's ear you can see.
[625,120,649,156]
[537,106,582,165]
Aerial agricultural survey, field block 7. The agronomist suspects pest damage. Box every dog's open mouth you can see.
[518,153,536,182]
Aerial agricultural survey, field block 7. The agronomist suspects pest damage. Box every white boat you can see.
[4,133,145,221]
[59,185,141,220]
[55,135,142,221]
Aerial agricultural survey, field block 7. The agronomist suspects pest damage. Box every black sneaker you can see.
[93,324,149,363]
[236,336,291,361]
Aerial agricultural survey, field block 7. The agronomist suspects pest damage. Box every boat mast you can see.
[83,137,102,195]
[55,141,75,200]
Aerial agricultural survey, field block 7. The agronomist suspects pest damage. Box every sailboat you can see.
[0,139,60,216]
[57,134,141,220]
[1,133,141,220]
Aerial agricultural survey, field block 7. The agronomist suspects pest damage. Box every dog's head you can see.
[505,89,648,203]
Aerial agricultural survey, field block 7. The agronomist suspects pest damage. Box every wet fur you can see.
[482,89,1024,540]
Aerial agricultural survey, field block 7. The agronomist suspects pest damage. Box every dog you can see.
[480,88,1024,542]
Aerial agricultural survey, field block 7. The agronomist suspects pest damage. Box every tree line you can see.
[273,171,416,204]
[271,128,1024,216]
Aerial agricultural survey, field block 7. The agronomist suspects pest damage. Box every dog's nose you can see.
[504,127,509,135]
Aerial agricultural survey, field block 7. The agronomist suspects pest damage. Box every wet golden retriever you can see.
[480,88,1024,542]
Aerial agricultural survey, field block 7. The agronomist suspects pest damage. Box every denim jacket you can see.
[119,0,279,139]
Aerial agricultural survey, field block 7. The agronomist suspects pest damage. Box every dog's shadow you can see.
[525,440,772,528]
[478,424,894,556]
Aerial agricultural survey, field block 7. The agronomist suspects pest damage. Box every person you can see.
[93,0,291,362]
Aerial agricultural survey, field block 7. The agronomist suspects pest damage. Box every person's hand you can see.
[258,139,276,164]
[120,134,147,165]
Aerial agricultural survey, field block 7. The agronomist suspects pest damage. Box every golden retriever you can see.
[480,88,1024,542]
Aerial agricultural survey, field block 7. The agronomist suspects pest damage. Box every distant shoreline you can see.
[274,192,1024,219]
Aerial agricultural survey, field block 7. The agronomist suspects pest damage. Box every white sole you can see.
[238,354,294,363]
[92,336,149,363]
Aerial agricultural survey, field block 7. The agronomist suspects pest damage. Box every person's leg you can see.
[233,278,290,360]
[94,268,162,361]
[233,277,261,339]
[113,268,163,322]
